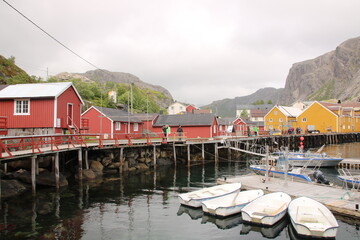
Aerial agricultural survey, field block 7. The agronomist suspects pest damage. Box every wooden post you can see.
[78,149,83,180]
[31,156,36,196]
[173,142,177,166]
[84,150,89,170]
[187,144,191,166]
[119,147,124,175]
[215,143,219,163]
[202,143,205,160]
[54,153,60,189]
[4,162,7,173]
[153,145,157,169]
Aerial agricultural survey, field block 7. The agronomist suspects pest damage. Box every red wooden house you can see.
[186,104,198,113]
[0,82,84,136]
[218,117,247,136]
[152,113,219,139]
[81,106,143,139]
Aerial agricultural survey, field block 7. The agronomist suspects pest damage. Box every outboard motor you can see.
[313,170,330,185]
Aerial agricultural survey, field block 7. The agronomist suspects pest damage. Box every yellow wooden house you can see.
[297,101,360,133]
[264,105,303,133]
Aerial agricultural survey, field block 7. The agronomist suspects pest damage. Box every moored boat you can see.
[288,196,338,238]
[241,192,291,226]
[201,189,264,217]
[337,168,360,190]
[178,183,241,208]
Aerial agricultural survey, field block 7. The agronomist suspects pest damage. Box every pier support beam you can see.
[119,147,124,175]
[78,149,83,180]
[84,150,89,170]
[187,144,191,166]
[202,143,205,160]
[153,145,157,169]
[54,152,60,189]
[31,156,37,196]
[173,142,177,166]
[215,143,219,163]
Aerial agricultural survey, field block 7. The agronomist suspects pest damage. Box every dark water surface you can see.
[1,143,360,239]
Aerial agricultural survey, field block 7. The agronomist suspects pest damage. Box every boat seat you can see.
[299,216,319,223]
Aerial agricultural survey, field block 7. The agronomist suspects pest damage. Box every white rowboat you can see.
[288,197,338,238]
[241,192,291,226]
[201,189,264,217]
[178,183,241,208]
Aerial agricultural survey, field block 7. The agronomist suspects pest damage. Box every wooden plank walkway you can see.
[218,174,360,219]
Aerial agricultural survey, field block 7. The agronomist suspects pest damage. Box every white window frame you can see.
[14,99,30,115]
[133,123,139,131]
[279,118,283,122]
[115,122,121,130]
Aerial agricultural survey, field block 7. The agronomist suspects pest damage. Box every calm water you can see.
[1,143,360,240]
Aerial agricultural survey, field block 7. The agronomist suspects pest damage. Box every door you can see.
[67,103,74,127]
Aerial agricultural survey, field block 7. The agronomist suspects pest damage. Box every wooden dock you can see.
[218,174,360,219]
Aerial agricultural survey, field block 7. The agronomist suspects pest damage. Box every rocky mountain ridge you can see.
[55,69,174,109]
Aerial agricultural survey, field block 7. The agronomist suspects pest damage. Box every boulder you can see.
[0,179,27,198]
[136,163,149,171]
[90,160,104,174]
[81,169,96,180]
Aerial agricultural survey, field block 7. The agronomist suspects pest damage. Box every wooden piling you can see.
[31,156,36,196]
[187,144,191,166]
[78,149,83,180]
[54,152,59,189]
[202,143,205,160]
[215,143,219,163]
[153,145,157,169]
[84,150,89,170]
[119,147,124,175]
[173,142,177,166]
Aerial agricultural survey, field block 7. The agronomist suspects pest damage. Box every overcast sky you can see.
[1,0,360,106]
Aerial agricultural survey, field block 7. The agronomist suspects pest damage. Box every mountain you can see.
[202,87,283,117]
[281,36,360,104]
[203,36,360,116]
[0,55,36,84]
[55,69,174,109]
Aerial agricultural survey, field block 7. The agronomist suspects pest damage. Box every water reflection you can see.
[240,216,289,239]
[1,144,360,239]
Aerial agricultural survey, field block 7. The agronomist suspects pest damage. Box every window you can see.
[134,123,139,131]
[302,118,307,122]
[115,122,121,130]
[14,99,30,115]
[274,111,278,115]
[269,118,273,122]
[279,118,283,122]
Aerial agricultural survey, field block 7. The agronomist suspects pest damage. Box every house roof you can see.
[250,109,270,118]
[277,106,303,117]
[236,104,274,110]
[0,82,84,104]
[153,113,216,127]
[92,106,142,123]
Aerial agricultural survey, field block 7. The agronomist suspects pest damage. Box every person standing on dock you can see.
[162,125,167,140]
[166,125,171,141]
[177,125,183,140]
[254,126,259,136]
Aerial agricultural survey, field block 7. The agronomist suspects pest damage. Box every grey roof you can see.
[133,113,159,121]
[218,117,237,125]
[153,113,216,127]
[236,104,274,110]
[93,106,142,123]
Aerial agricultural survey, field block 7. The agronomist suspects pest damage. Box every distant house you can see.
[152,113,219,139]
[0,82,84,136]
[186,104,198,113]
[81,106,143,138]
[264,105,303,133]
[167,102,187,115]
[218,117,247,136]
[297,101,360,133]
[236,104,273,121]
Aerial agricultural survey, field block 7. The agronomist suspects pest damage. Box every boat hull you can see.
[202,190,264,217]
[288,197,338,238]
[250,165,313,183]
[178,183,241,208]
[288,157,343,167]
[241,192,291,226]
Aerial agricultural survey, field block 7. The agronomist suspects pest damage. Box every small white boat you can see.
[241,192,291,226]
[288,197,338,238]
[178,183,241,208]
[201,189,264,217]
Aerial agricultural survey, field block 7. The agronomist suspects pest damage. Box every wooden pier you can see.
[218,174,360,219]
